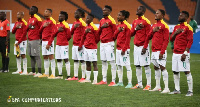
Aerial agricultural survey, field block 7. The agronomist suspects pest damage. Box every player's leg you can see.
[47,41,55,78]
[70,46,79,80]
[92,61,98,84]
[40,41,50,77]
[132,65,143,89]
[185,71,193,96]
[125,64,133,88]
[160,65,170,93]
[80,60,86,80]
[169,53,181,94]
[81,61,91,83]
[108,42,116,85]
[48,54,56,77]
[97,43,108,84]
[19,41,28,75]
[4,38,10,72]
[20,54,28,75]
[132,45,143,89]
[114,65,124,86]
[0,37,6,72]
[143,65,151,90]
[79,47,86,80]
[28,41,35,75]
[64,58,71,78]
[12,55,21,74]
[143,45,151,90]
[59,45,71,80]
[13,41,22,74]
[183,54,193,96]
[149,62,161,92]
[122,49,132,88]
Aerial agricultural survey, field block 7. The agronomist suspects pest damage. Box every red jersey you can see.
[144,19,169,54]
[12,18,27,44]
[131,15,151,46]
[39,17,56,41]
[79,22,99,49]
[48,21,71,46]
[0,19,10,37]
[27,14,42,41]
[170,22,193,54]
[98,15,116,43]
[114,20,131,52]
[71,18,86,46]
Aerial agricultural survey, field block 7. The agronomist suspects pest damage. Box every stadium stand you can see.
[0,0,197,24]
[174,0,197,17]
[95,0,158,24]
[0,0,29,23]
[142,0,170,21]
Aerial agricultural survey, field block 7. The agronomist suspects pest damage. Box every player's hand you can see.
[15,42,19,47]
[153,26,160,32]
[101,22,109,28]
[74,24,80,28]
[141,48,146,55]
[16,24,22,28]
[78,47,82,51]
[121,51,125,55]
[159,53,163,59]
[175,28,183,35]
[135,23,144,30]
[181,54,186,61]
[58,27,64,32]
[46,44,50,50]
[43,22,50,27]
[85,28,91,33]
[29,24,35,29]
[118,27,124,32]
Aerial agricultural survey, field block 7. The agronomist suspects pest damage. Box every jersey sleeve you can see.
[160,27,169,54]
[122,27,131,52]
[6,21,10,30]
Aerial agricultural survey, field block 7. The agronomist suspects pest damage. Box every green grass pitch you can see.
[0,33,200,106]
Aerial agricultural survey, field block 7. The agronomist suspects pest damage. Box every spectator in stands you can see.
[189,16,198,33]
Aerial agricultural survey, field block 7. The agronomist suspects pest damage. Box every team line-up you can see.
[0,5,193,97]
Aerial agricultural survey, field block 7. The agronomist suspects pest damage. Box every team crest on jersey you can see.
[32,20,34,23]
[0,26,3,30]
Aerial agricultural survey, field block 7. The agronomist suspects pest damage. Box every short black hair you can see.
[140,6,146,13]
[77,8,85,18]
[88,13,94,18]
[182,11,189,18]
[120,10,130,19]
[105,5,112,11]
[158,9,165,16]
[60,11,68,20]
[47,9,52,13]
[32,6,38,13]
